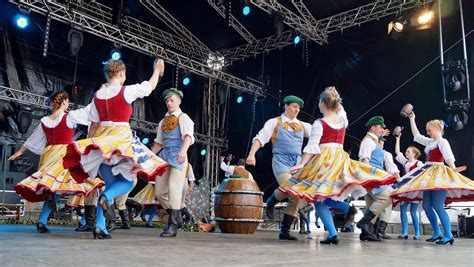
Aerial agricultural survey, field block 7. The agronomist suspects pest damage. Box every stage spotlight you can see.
[111,49,122,60]
[14,14,29,29]
[142,137,150,145]
[273,13,284,38]
[388,17,406,39]
[417,10,434,25]
[293,33,301,45]
[236,95,243,104]
[68,29,83,56]
[200,147,207,156]
[242,0,251,16]
[182,72,191,86]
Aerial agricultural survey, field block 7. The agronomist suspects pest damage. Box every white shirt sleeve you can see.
[88,100,100,123]
[154,120,164,145]
[384,151,400,174]
[220,161,235,176]
[67,104,92,127]
[179,113,195,145]
[395,152,407,165]
[302,121,312,138]
[359,138,376,161]
[123,81,153,103]
[337,108,349,128]
[438,139,455,162]
[253,118,278,147]
[187,165,196,182]
[416,161,424,168]
[303,120,322,154]
[248,172,254,180]
[23,124,47,155]
[414,133,433,147]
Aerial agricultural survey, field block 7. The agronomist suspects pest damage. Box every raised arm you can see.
[148,59,165,91]
[408,112,420,137]
[395,135,401,155]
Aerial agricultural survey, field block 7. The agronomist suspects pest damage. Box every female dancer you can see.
[10,92,104,233]
[394,133,424,239]
[392,112,474,244]
[134,182,160,228]
[279,87,396,244]
[63,59,168,239]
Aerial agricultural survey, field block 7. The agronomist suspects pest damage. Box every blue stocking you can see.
[315,201,337,238]
[147,205,158,226]
[324,198,349,214]
[39,194,59,225]
[400,202,409,236]
[432,190,452,241]
[305,210,311,232]
[315,213,321,228]
[80,214,86,226]
[96,164,133,233]
[422,191,441,239]
[410,203,420,238]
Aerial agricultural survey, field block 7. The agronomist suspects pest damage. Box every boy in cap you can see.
[246,95,311,240]
[151,88,195,237]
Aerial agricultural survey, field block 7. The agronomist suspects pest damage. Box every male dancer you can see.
[246,95,311,240]
[152,88,194,238]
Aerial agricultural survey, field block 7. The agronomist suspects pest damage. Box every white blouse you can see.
[395,152,424,173]
[383,150,400,174]
[358,132,379,161]
[304,109,348,154]
[252,114,312,147]
[154,108,195,145]
[414,133,455,162]
[88,81,152,123]
[23,106,91,155]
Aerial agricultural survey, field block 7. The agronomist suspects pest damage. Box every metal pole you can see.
[459,0,470,100]
[1,145,8,216]
[438,0,447,104]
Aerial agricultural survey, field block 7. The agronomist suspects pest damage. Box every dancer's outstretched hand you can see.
[177,150,187,164]
[381,129,391,137]
[246,155,256,166]
[154,59,165,77]
[455,166,467,172]
[289,164,304,173]
[8,151,22,161]
[408,111,416,119]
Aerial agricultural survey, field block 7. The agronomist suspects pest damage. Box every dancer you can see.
[134,182,160,228]
[357,116,398,241]
[10,92,104,233]
[394,133,424,240]
[246,95,311,240]
[63,59,168,239]
[106,179,137,231]
[278,87,394,244]
[372,136,400,240]
[219,157,254,179]
[151,88,195,238]
[391,112,474,245]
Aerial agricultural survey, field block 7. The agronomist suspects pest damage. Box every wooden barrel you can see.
[214,178,264,234]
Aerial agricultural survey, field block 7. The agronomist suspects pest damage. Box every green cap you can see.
[283,95,304,108]
[162,88,183,100]
[365,116,386,128]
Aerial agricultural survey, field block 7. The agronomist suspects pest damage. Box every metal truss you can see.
[291,0,318,26]
[251,0,328,44]
[0,86,227,148]
[222,30,294,63]
[315,0,434,34]
[224,0,431,63]
[139,0,210,51]
[14,0,265,97]
[207,0,257,44]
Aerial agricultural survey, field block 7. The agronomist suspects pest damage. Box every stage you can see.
[0,225,472,266]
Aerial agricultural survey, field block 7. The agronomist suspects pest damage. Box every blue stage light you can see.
[182,76,191,86]
[243,5,251,16]
[237,96,243,104]
[200,148,207,156]
[111,49,122,60]
[293,35,301,45]
[142,137,150,145]
[15,14,29,29]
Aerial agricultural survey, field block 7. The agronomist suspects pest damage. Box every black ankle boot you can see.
[343,206,357,228]
[181,207,192,224]
[177,209,184,229]
[36,222,50,233]
[98,195,115,221]
[125,199,143,218]
[298,214,308,234]
[376,221,391,239]
[76,205,96,232]
[93,226,111,240]
[119,209,131,229]
[266,193,279,219]
[320,235,339,245]
[106,219,116,232]
[356,210,379,241]
[160,209,179,237]
[279,214,298,241]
